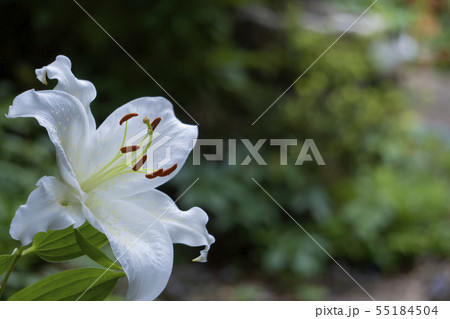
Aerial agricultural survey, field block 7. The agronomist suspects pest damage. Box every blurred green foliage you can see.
[1,0,450,299]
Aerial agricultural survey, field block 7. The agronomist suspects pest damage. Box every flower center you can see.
[80,113,177,193]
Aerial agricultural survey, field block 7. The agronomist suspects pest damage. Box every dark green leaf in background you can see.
[8,268,125,301]
[32,222,108,262]
[0,254,13,277]
[74,229,122,270]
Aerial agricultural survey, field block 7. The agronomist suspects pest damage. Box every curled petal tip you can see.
[192,247,211,263]
[192,255,208,263]
[36,68,48,85]
[192,257,207,263]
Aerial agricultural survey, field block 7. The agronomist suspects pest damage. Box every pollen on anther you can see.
[145,169,163,179]
[159,163,178,177]
[132,155,147,171]
[120,145,140,153]
[119,113,139,125]
[151,117,162,130]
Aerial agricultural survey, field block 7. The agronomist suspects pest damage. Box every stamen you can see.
[132,155,147,171]
[120,145,140,153]
[145,169,163,179]
[119,113,139,125]
[151,117,161,130]
[159,164,178,177]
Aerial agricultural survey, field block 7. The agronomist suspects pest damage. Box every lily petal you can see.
[117,189,215,262]
[7,89,91,193]
[87,97,197,192]
[36,55,97,131]
[85,194,173,301]
[10,176,86,246]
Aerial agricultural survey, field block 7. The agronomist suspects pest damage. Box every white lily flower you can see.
[7,55,214,301]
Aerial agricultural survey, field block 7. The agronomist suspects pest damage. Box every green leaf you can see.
[8,268,125,301]
[32,222,108,262]
[74,229,122,270]
[0,254,14,277]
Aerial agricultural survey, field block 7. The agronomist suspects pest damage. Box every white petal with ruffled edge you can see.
[82,97,197,191]
[85,193,173,301]
[10,176,86,246]
[7,89,91,192]
[99,188,215,262]
[36,55,97,131]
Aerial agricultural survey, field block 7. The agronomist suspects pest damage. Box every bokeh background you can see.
[1,0,450,300]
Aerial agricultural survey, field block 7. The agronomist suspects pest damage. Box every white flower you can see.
[7,55,214,301]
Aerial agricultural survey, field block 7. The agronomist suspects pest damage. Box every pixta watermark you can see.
[193,139,325,166]
[126,127,325,169]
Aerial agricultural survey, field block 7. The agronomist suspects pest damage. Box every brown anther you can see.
[119,113,139,125]
[151,117,162,130]
[132,155,147,171]
[120,145,140,153]
[145,169,163,179]
[159,164,178,177]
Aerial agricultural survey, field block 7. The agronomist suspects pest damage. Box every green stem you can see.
[0,246,24,299]
[22,246,35,256]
